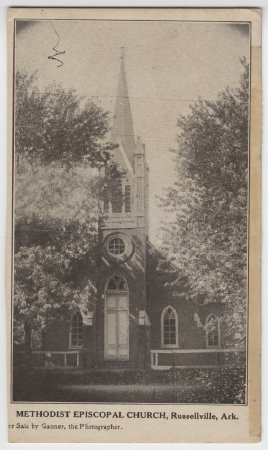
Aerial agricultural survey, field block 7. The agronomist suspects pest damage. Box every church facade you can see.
[38,54,245,370]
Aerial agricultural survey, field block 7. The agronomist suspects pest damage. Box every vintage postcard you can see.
[7,7,261,443]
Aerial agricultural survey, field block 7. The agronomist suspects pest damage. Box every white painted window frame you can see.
[104,274,129,361]
[205,314,221,349]
[161,305,179,348]
[69,310,83,350]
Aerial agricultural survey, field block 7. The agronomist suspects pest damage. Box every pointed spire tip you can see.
[120,46,125,60]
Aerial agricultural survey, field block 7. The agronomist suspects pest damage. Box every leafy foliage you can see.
[160,59,249,344]
[14,71,115,353]
[146,244,191,297]
[15,70,115,167]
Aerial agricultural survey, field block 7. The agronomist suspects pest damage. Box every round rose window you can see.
[107,237,126,256]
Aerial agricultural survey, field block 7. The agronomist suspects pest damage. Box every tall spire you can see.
[111,48,136,167]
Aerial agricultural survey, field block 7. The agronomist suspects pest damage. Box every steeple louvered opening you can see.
[102,49,148,232]
[103,178,133,215]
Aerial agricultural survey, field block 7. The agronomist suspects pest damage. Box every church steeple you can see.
[111,48,136,167]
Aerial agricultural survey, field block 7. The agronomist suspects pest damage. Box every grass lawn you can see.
[13,366,246,403]
[58,384,199,403]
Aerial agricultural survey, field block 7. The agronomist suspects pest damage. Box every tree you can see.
[160,59,249,345]
[14,70,116,363]
[15,70,114,167]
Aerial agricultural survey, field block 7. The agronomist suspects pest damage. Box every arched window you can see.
[70,311,83,348]
[161,306,178,347]
[206,314,220,348]
[107,274,128,291]
[105,275,129,360]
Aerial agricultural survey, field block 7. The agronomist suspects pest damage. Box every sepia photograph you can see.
[12,15,251,406]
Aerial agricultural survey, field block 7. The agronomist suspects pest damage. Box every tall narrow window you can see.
[71,311,83,347]
[103,186,109,213]
[105,275,129,360]
[125,185,131,213]
[111,180,122,213]
[206,315,220,348]
[103,199,109,213]
[161,306,178,347]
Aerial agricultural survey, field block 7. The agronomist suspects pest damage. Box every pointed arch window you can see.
[105,275,129,360]
[161,306,178,347]
[107,274,128,292]
[70,311,83,348]
[206,314,220,348]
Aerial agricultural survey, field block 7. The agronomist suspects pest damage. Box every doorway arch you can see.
[104,275,129,361]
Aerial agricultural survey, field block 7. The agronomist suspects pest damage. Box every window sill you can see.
[161,345,179,349]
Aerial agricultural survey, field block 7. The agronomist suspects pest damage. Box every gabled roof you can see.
[146,240,179,271]
[111,50,136,168]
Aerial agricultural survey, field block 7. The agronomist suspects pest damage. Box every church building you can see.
[38,52,244,370]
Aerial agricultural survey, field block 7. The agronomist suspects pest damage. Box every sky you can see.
[15,20,249,244]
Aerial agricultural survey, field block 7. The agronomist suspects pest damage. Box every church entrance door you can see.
[104,277,129,361]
